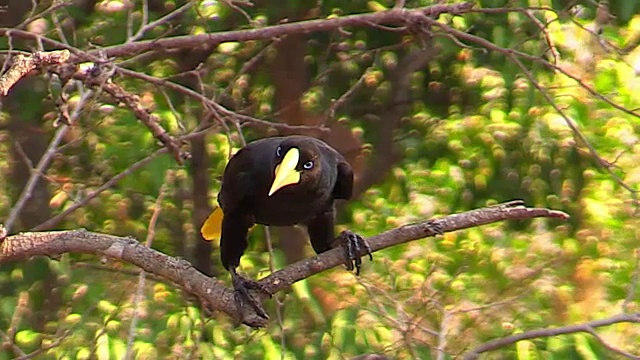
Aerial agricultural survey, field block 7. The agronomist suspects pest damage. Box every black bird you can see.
[201,135,371,318]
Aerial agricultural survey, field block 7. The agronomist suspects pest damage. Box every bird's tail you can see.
[201,206,223,241]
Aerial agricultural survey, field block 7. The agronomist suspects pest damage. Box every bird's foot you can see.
[231,270,272,319]
[335,230,373,275]
[425,219,445,236]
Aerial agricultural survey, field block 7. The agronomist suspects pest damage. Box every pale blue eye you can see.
[276,146,282,157]
[303,161,314,170]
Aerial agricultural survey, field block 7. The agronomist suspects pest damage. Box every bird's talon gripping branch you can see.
[426,220,445,236]
[337,230,372,275]
[231,269,271,319]
[492,199,525,208]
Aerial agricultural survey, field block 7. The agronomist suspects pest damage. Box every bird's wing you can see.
[310,138,354,200]
[217,147,256,214]
[306,209,335,254]
[333,160,354,200]
[202,145,261,241]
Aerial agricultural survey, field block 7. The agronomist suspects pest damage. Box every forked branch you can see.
[0,200,568,327]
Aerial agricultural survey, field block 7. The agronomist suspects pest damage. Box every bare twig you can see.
[0,329,26,358]
[4,86,92,232]
[523,9,559,64]
[623,251,640,312]
[31,145,164,231]
[124,172,171,360]
[436,311,450,360]
[30,128,209,232]
[81,3,475,60]
[72,67,189,163]
[326,64,371,121]
[114,66,329,133]
[2,292,29,358]
[264,226,287,357]
[584,326,640,360]
[464,313,640,360]
[16,1,72,30]
[14,331,71,360]
[128,1,193,43]
[417,15,640,202]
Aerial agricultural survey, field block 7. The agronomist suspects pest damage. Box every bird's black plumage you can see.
[201,135,370,319]
[218,136,353,269]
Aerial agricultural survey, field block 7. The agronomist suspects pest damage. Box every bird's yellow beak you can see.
[269,147,301,196]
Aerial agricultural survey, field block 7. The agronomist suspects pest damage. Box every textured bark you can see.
[0,202,569,327]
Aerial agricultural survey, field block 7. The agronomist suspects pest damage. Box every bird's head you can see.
[268,138,323,196]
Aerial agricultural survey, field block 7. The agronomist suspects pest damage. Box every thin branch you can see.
[509,51,639,203]
[0,329,26,358]
[71,66,189,163]
[4,84,92,232]
[326,63,371,121]
[623,251,640,312]
[114,66,329,134]
[30,128,209,232]
[464,313,640,360]
[420,15,640,119]
[128,1,193,43]
[14,329,73,360]
[31,145,163,231]
[584,326,640,360]
[217,40,276,102]
[80,3,475,60]
[16,1,72,30]
[219,0,253,25]
[124,172,170,360]
[435,311,450,360]
[417,15,640,202]
[5,125,68,231]
[522,9,559,65]
[264,227,287,357]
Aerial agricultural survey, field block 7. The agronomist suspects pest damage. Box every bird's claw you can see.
[336,230,373,275]
[426,219,445,236]
[231,270,272,319]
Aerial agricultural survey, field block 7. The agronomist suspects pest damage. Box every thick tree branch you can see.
[88,3,474,60]
[0,3,473,64]
[0,50,70,95]
[0,201,567,327]
[259,200,568,292]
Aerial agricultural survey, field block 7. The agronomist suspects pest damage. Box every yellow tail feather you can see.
[201,206,224,241]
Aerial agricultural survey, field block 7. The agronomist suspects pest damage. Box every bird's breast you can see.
[250,189,331,226]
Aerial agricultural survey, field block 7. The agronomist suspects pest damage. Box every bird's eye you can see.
[276,146,282,157]
[303,161,314,170]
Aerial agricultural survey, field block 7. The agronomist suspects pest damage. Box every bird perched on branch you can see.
[201,135,371,319]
